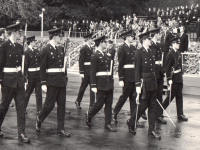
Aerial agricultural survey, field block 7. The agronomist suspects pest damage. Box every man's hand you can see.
[119,81,124,87]
[136,86,141,94]
[80,74,84,78]
[168,80,173,85]
[91,88,97,93]
[42,85,47,93]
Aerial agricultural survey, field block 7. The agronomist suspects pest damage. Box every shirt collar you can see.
[49,41,56,49]
[9,38,15,45]
[125,41,130,48]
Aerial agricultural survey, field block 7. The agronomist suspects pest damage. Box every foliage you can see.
[0,0,149,29]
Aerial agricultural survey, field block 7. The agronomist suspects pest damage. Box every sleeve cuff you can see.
[119,77,124,81]
[41,81,47,85]
[135,82,141,87]
[91,83,96,88]
[167,77,172,81]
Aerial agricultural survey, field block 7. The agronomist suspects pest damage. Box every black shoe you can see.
[137,122,145,128]
[113,113,118,125]
[178,115,188,122]
[18,134,30,143]
[157,117,167,124]
[148,131,161,140]
[127,120,136,135]
[57,130,71,137]
[0,130,4,138]
[141,113,147,120]
[85,112,92,128]
[36,116,41,132]
[105,124,117,132]
[75,101,81,110]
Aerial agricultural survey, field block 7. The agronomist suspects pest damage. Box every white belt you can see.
[155,61,162,65]
[173,69,181,74]
[3,66,21,73]
[123,64,135,69]
[96,72,111,76]
[46,68,65,73]
[28,67,40,72]
[84,62,91,65]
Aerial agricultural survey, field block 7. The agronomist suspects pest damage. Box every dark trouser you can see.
[129,90,159,132]
[25,81,42,113]
[76,75,95,107]
[157,78,164,117]
[0,86,26,135]
[114,82,136,116]
[88,90,113,126]
[162,83,183,116]
[39,86,66,131]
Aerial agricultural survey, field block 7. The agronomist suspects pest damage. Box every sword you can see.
[63,27,71,73]
[94,92,96,104]
[22,22,28,90]
[134,94,140,130]
[168,68,174,114]
[134,79,143,130]
[156,98,176,128]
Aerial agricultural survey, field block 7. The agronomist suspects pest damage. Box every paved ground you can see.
[0,73,200,150]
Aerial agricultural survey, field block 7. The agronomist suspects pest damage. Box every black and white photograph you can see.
[0,0,200,149]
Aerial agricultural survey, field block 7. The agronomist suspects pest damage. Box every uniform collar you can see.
[152,39,157,45]
[96,49,104,56]
[180,32,184,37]
[28,45,33,51]
[86,42,90,49]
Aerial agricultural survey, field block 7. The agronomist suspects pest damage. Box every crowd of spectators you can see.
[55,3,200,39]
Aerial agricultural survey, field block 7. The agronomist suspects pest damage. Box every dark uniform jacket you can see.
[79,44,93,76]
[179,33,188,53]
[151,42,164,80]
[90,50,114,91]
[0,39,4,46]
[196,21,200,38]
[135,47,157,91]
[24,47,41,82]
[165,49,183,83]
[40,43,67,87]
[0,40,25,88]
[118,43,137,82]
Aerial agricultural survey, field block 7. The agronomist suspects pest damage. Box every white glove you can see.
[91,88,97,93]
[136,86,141,94]
[168,80,173,85]
[119,81,124,87]
[42,85,47,93]
[80,74,84,78]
